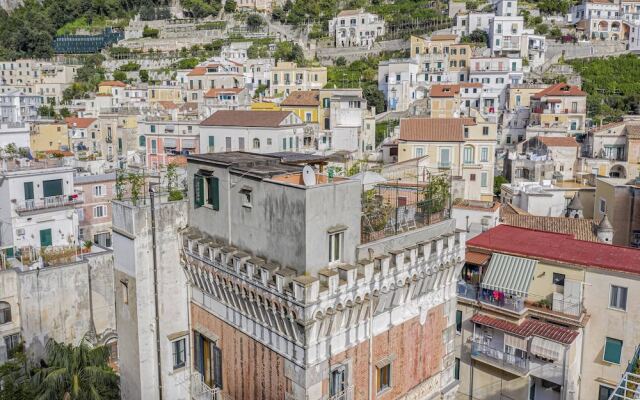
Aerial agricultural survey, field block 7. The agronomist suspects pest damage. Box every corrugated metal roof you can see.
[480,253,537,296]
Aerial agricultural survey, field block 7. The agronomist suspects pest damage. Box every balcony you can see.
[479,289,526,314]
[457,280,479,301]
[328,386,354,400]
[15,194,83,215]
[471,342,529,376]
[1,158,66,173]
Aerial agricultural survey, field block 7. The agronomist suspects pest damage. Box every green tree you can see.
[142,25,159,38]
[224,0,236,12]
[272,5,286,21]
[31,338,119,400]
[273,41,305,63]
[424,175,450,213]
[246,13,264,30]
[0,347,36,400]
[112,70,127,82]
[461,29,488,45]
[534,23,549,35]
[335,56,347,66]
[139,69,149,82]
[494,175,508,196]
[363,84,385,114]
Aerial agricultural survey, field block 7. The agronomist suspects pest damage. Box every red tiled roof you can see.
[431,34,458,41]
[626,123,640,139]
[99,80,126,87]
[281,90,320,106]
[430,84,460,98]
[187,67,207,76]
[590,121,626,133]
[471,314,579,344]
[467,225,640,275]
[158,101,178,110]
[200,110,297,127]
[537,136,579,147]
[399,117,476,142]
[64,117,97,129]
[532,83,587,99]
[466,251,490,265]
[204,87,244,98]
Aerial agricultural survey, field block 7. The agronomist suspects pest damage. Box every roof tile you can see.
[399,117,476,142]
[471,314,579,344]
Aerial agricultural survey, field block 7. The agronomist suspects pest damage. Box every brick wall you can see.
[329,303,446,400]
[191,303,290,400]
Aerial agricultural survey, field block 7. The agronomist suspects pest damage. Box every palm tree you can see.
[0,347,35,400]
[31,337,119,400]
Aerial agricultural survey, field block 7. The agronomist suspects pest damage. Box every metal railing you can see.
[15,194,83,213]
[609,345,640,400]
[189,372,221,400]
[1,158,66,172]
[457,281,479,301]
[471,342,529,374]
[328,386,354,400]
[479,290,526,313]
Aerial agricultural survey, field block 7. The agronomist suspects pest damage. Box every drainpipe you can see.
[368,295,375,400]
[149,184,163,400]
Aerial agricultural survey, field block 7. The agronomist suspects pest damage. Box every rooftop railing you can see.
[15,193,83,214]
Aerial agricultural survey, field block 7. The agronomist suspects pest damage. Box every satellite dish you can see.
[302,165,316,186]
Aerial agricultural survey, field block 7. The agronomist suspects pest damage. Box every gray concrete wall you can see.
[187,162,362,275]
[113,198,190,400]
[17,250,116,360]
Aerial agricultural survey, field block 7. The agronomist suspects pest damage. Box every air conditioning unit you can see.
[16,228,25,236]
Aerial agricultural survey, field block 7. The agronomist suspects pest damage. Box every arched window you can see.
[139,135,146,147]
[0,302,11,324]
[253,138,260,149]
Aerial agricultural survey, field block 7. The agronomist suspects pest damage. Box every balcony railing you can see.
[15,194,83,214]
[328,386,354,400]
[479,290,526,313]
[1,158,66,172]
[471,342,529,375]
[457,280,479,301]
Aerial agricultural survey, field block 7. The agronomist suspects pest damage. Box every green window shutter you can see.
[208,177,219,210]
[43,179,63,197]
[24,182,34,200]
[39,229,52,247]
[139,136,146,147]
[604,337,623,364]
[209,136,215,146]
[194,175,204,208]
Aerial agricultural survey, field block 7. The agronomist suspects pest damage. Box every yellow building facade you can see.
[30,122,69,152]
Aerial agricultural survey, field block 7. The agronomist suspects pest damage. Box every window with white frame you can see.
[463,146,474,164]
[480,147,489,162]
[481,172,488,188]
[93,205,107,218]
[172,338,186,369]
[93,185,105,197]
[610,285,628,311]
[329,231,343,263]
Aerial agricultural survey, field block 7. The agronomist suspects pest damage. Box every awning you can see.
[163,138,177,147]
[530,337,564,361]
[505,333,527,352]
[480,253,537,296]
[182,139,196,148]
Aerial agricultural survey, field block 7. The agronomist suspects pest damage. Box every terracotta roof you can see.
[466,251,490,265]
[532,83,587,99]
[337,9,363,16]
[179,102,199,113]
[187,67,207,76]
[501,215,598,242]
[399,117,476,142]
[537,136,579,147]
[64,117,97,129]
[467,225,640,275]
[204,87,244,98]
[158,101,178,110]
[500,203,531,215]
[453,201,500,212]
[575,19,587,30]
[99,80,126,87]
[626,123,640,139]
[431,34,458,41]
[200,110,297,127]
[471,314,579,344]
[430,84,460,98]
[281,90,320,106]
[590,121,626,133]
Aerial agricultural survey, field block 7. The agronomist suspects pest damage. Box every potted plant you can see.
[83,240,93,253]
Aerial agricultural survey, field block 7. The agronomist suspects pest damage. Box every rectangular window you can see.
[439,148,451,168]
[194,175,205,208]
[464,147,474,164]
[454,357,460,380]
[330,366,346,397]
[93,205,106,218]
[206,176,220,210]
[455,310,462,333]
[151,139,157,154]
[599,198,606,213]
[24,181,34,200]
[329,232,343,263]
[208,136,214,152]
[39,228,52,247]
[482,126,489,136]
[603,337,623,364]
[225,137,231,151]
[4,334,19,359]
[305,112,312,122]
[121,280,128,305]
[282,138,287,150]
[480,147,489,162]
[150,125,156,133]
[43,179,63,197]
[0,303,11,324]
[377,363,391,393]
[172,338,186,369]
[599,385,614,400]
[93,185,105,197]
[552,273,565,286]
[481,172,488,188]
[610,285,628,311]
